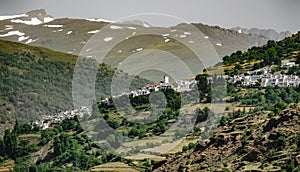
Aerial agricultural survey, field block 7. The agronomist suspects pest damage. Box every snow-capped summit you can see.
[0,9,54,25]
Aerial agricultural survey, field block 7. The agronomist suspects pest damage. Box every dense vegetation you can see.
[0,40,149,128]
[97,88,182,140]
[0,117,125,171]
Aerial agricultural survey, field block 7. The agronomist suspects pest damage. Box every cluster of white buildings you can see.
[261,74,300,87]
[101,74,197,104]
[228,63,300,87]
[228,74,300,87]
[32,106,92,130]
[227,61,300,87]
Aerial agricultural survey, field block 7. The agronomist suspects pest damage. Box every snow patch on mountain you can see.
[11,17,43,25]
[43,24,63,28]
[4,27,13,31]
[0,14,28,21]
[110,25,122,29]
[43,17,54,23]
[25,38,39,44]
[86,18,115,23]
[0,30,25,37]
[88,30,99,34]
[127,27,136,30]
[18,36,29,41]
[136,48,143,52]
[104,37,113,42]
[4,25,13,30]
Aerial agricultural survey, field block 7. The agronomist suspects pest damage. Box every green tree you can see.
[296,54,300,64]
[13,120,20,134]
[0,140,5,156]
[3,129,17,159]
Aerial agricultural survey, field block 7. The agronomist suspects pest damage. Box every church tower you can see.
[164,74,169,84]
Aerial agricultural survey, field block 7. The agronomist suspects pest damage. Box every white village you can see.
[227,61,300,87]
[32,61,299,130]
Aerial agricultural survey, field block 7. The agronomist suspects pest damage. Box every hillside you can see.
[153,104,300,171]
[151,32,300,172]
[0,40,149,136]
[222,31,300,75]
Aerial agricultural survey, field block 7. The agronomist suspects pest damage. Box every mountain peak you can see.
[26,9,48,17]
[25,9,54,21]
[0,9,55,25]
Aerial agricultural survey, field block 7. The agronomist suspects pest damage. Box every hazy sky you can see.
[0,0,299,33]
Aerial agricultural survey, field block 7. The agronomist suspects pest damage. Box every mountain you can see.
[231,27,292,42]
[153,105,300,171]
[0,9,290,60]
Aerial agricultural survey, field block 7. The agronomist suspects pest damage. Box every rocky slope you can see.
[153,104,300,171]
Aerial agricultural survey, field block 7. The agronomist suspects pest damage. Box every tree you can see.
[196,108,207,123]
[195,74,211,102]
[14,120,20,134]
[276,135,286,148]
[3,130,17,159]
[296,54,300,64]
[241,132,248,147]
[220,116,228,126]
[0,140,5,156]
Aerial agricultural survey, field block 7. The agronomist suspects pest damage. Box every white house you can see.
[282,61,296,68]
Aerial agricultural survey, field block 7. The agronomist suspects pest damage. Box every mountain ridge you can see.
[0,9,292,59]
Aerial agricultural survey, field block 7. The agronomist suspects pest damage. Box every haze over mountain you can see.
[231,27,292,42]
